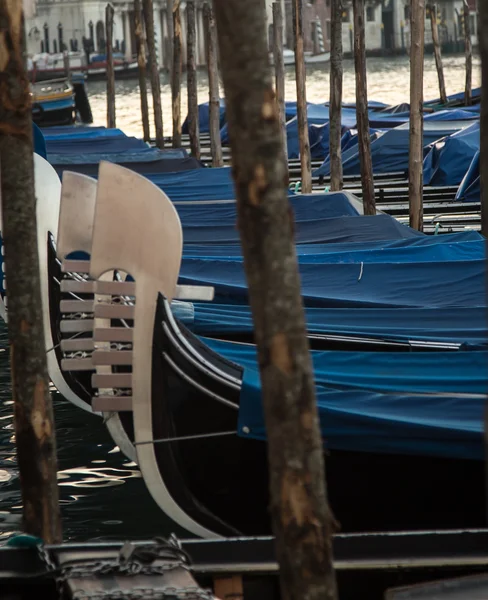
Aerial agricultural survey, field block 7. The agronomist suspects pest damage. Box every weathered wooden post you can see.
[292,0,312,193]
[353,0,375,214]
[463,0,472,106]
[106,3,116,129]
[63,50,71,82]
[203,2,223,167]
[172,0,182,148]
[143,0,165,148]
[134,0,151,142]
[273,1,288,160]
[212,0,339,598]
[0,1,62,544]
[409,0,425,231]
[186,0,200,159]
[329,0,343,191]
[479,0,488,237]
[428,4,447,105]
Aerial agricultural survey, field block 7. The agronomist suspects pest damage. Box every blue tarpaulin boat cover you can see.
[46,135,148,155]
[456,151,480,202]
[314,121,472,177]
[423,121,479,186]
[188,303,488,346]
[198,337,488,460]
[182,100,226,135]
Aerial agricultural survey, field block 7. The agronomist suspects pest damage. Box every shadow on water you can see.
[0,323,184,542]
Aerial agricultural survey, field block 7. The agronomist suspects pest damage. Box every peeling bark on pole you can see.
[479,0,488,237]
[186,0,200,159]
[428,4,447,105]
[273,1,288,160]
[329,0,343,191]
[292,0,312,193]
[0,1,62,543]
[143,0,164,148]
[212,1,339,599]
[409,0,425,231]
[463,0,472,106]
[134,0,150,142]
[353,0,375,215]
[203,2,223,167]
[172,0,182,148]
[105,3,116,129]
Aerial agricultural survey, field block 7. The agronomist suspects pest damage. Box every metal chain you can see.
[72,586,214,600]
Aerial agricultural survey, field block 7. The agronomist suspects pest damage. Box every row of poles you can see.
[104,0,223,166]
[104,0,475,235]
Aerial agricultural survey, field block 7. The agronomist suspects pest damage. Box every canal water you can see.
[85,53,481,137]
[0,54,481,543]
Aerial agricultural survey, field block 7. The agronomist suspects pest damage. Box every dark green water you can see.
[0,324,179,542]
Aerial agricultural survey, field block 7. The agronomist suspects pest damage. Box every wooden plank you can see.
[93,327,133,343]
[213,575,244,600]
[60,279,94,294]
[60,339,95,352]
[92,373,133,388]
[62,259,90,273]
[92,396,133,412]
[92,350,133,366]
[94,304,135,320]
[60,319,94,333]
[95,280,136,296]
[174,284,214,301]
[60,300,94,313]
[61,358,94,372]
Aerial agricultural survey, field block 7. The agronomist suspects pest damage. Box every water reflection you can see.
[0,323,183,542]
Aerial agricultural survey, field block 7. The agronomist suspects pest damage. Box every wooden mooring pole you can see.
[329,0,343,191]
[143,0,164,148]
[428,4,447,105]
[0,2,62,543]
[409,0,425,231]
[273,1,288,160]
[353,0,375,214]
[212,1,339,597]
[134,0,151,142]
[479,0,488,238]
[106,3,116,129]
[292,0,312,193]
[186,0,200,159]
[63,50,71,82]
[463,0,472,106]
[172,0,182,148]
[203,2,223,167]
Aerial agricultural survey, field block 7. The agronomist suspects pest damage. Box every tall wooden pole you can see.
[428,4,447,105]
[0,1,62,544]
[479,0,488,237]
[172,0,182,148]
[463,0,472,106]
[292,0,312,193]
[409,0,425,231]
[273,1,288,160]
[213,0,339,597]
[329,0,343,191]
[186,0,200,159]
[353,0,375,214]
[143,0,164,148]
[105,3,116,129]
[203,2,223,167]
[63,50,71,82]
[134,0,150,142]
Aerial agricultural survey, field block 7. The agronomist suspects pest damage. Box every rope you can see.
[134,430,236,447]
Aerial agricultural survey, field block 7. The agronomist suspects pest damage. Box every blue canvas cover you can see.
[179,256,485,307]
[189,303,488,347]
[423,121,479,186]
[198,337,488,460]
[180,213,423,245]
[50,148,189,165]
[456,151,480,202]
[182,100,226,134]
[46,135,148,155]
[315,121,472,177]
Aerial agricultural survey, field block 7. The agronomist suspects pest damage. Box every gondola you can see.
[52,163,485,541]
